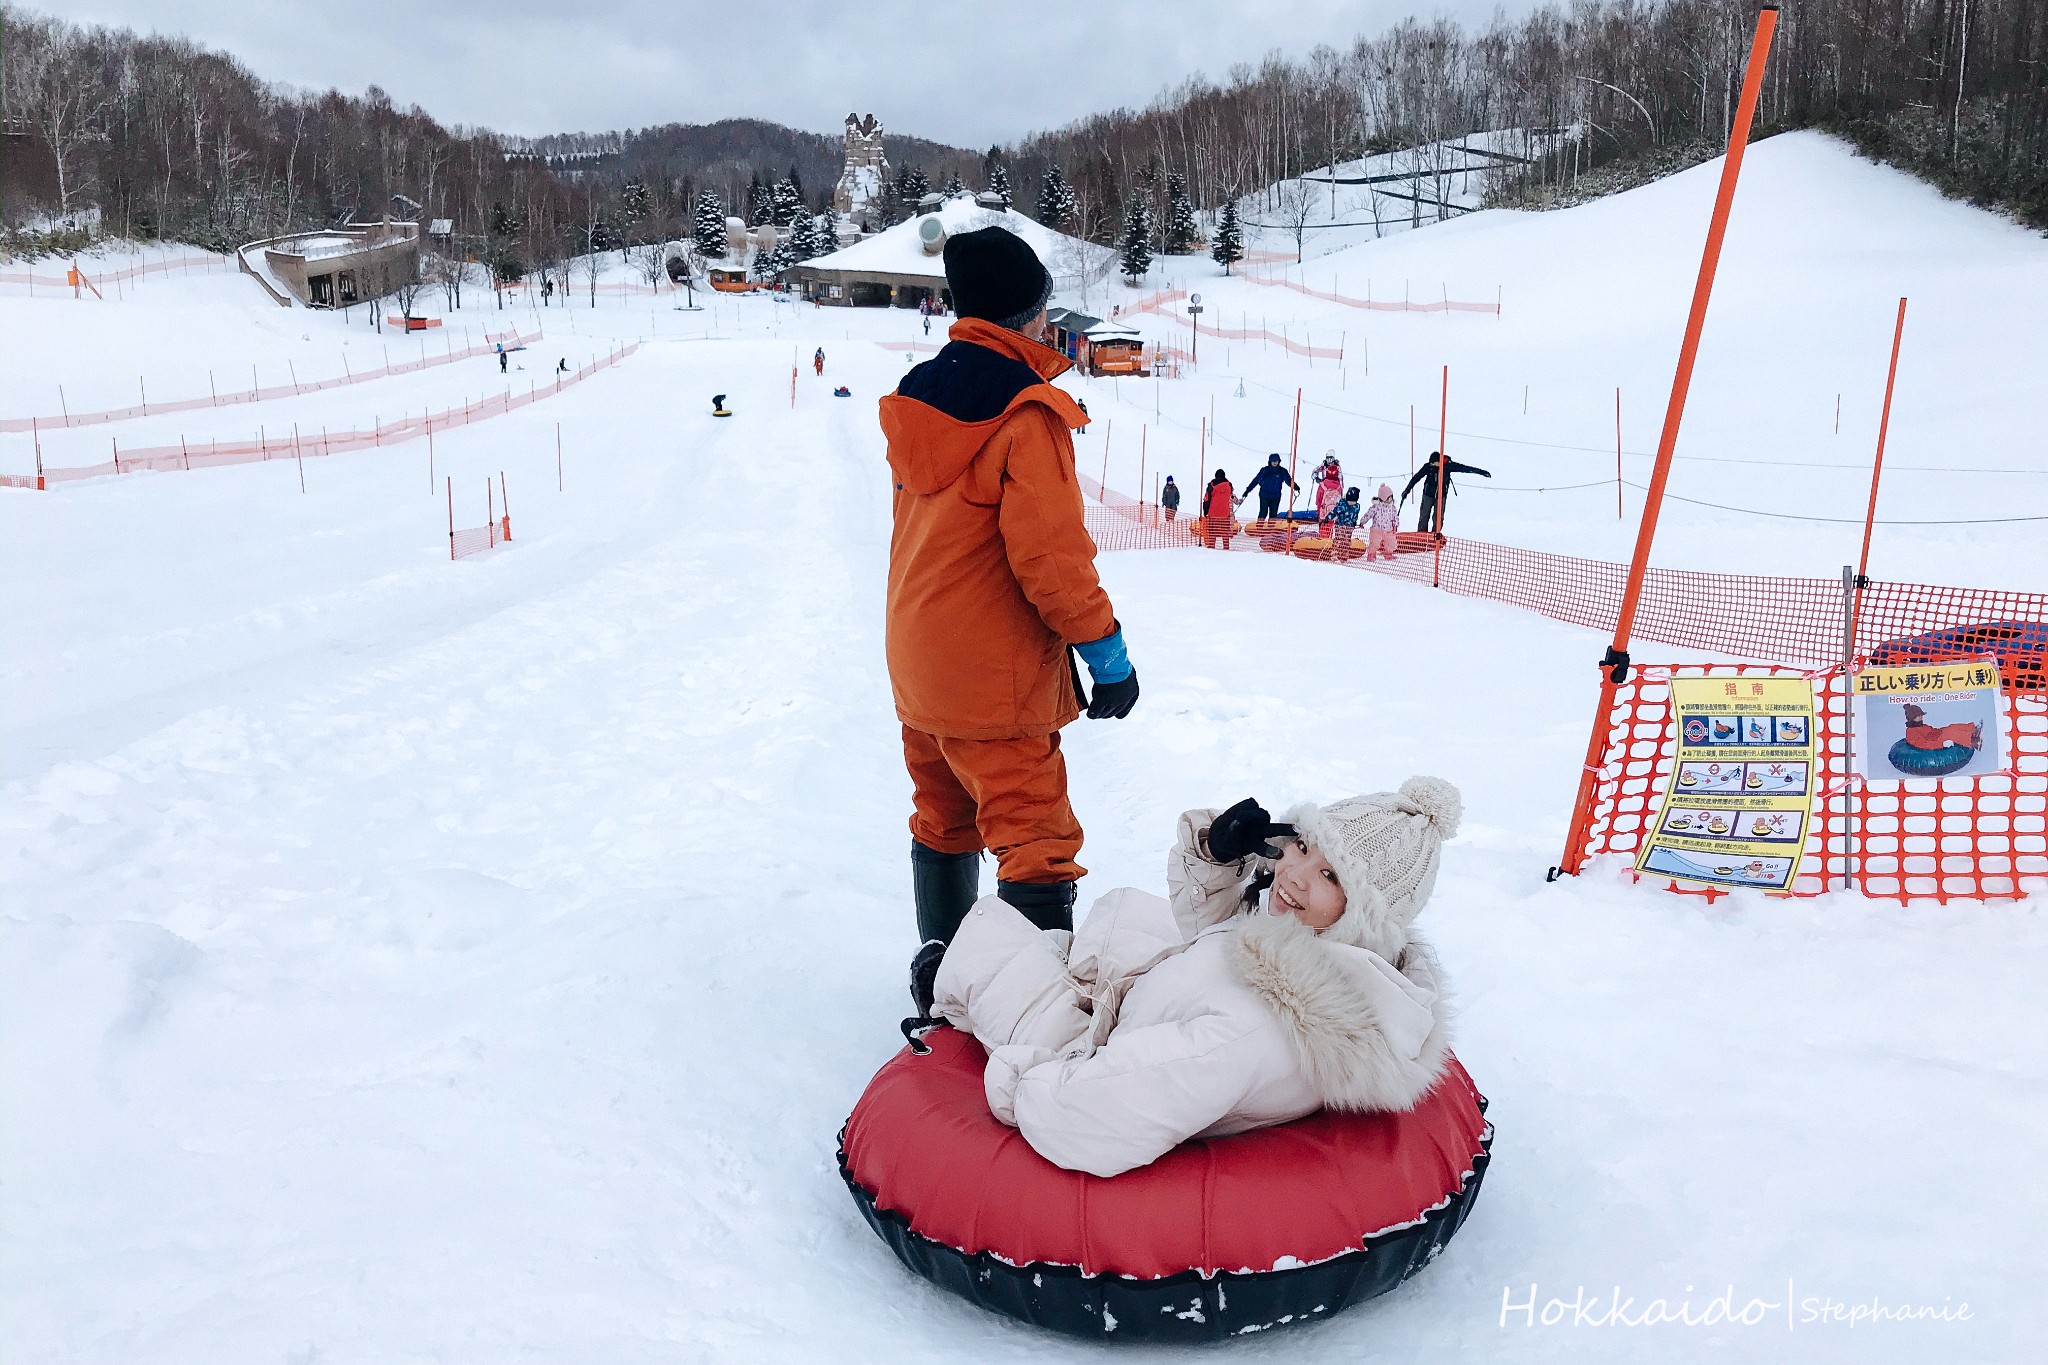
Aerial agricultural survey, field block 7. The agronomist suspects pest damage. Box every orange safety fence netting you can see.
[1078,475,2046,904]
[1120,287,1346,361]
[2,343,637,488]
[1567,661,2046,904]
[1,252,234,292]
[1236,263,1500,316]
[1077,475,2047,668]
[4,328,539,433]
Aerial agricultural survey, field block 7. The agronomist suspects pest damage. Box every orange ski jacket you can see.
[880,318,1117,740]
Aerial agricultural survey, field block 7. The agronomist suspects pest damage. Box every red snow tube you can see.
[838,1027,1491,1341]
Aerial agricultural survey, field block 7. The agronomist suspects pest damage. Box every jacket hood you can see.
[879,318,1087,495]
[1228,910,1451,1113]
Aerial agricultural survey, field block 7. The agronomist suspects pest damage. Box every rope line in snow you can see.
[1617,480,2046,525]
[1241,378,2043,476]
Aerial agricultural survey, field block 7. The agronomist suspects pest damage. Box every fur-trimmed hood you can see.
[1228,909,1451,1113]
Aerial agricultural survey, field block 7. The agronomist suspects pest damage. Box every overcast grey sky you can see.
[57,1,1546,148]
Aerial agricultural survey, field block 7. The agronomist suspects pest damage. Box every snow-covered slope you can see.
[2,131,2043,1364]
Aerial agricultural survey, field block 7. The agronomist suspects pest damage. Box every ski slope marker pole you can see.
[1556,2,1778,880]
[447,477,455,559]
[1851,297,1908,647]
[1615,388,1623,519]
[557,423,564,492]
[1284,387,1303,549]
[1432,366,1449,587]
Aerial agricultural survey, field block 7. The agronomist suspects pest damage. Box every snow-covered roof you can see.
[799,200,1113,290]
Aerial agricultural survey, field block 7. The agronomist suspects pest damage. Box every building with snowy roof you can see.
[791,197,1112,310]
[235,218,420,308]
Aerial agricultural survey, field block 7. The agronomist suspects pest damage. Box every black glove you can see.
[1085,668,1140,720]
[1205,798,1295,863]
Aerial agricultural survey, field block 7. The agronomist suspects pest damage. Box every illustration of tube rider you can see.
[1900,703,1982,754]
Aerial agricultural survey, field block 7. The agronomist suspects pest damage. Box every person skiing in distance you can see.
[1202,468,1235,548]
[881,225,1139,955]
[1238,454,1298,523]
[1160,475,1181,523]
[1361,483,1399,560]
[814,347,826,376]
[498,346,508,374]
[1401,453,1491,535]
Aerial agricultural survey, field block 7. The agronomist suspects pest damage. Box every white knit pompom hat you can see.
[1284,776,1463,956]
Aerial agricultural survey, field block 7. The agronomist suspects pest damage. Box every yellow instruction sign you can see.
[1636,674,1818,892]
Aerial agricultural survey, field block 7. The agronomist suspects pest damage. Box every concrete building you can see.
[237,219,421,308]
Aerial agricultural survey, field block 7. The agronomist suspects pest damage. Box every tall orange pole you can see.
[1282,387,1303,547]
[1556,3,1778,879]
[1431,365,1449,587]
[1850,297,1908,649]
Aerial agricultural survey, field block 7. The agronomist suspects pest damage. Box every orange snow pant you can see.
[901,725,1085,884]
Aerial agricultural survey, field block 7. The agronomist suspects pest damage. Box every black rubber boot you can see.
[912,841,982,946]
[900,938,949,1054]
[997,879,1078,933]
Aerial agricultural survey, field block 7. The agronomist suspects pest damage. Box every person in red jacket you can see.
[880,226,1141,950]
[1201,468,1235,548]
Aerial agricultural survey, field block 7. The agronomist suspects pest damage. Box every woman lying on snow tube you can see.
[840,778,1491,1341]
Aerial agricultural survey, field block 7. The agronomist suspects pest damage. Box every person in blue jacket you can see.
[1237,454,1298,521]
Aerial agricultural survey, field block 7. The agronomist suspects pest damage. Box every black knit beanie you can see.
[943,226,1053,328]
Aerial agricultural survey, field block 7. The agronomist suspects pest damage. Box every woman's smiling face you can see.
[1271,835,1346,930]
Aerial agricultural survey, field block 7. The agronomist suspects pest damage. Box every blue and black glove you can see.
[1074,626,1140,720]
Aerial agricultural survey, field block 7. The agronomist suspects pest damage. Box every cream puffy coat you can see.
[931,809,1452,1178]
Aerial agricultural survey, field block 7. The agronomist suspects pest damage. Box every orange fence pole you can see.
[1555,2,1778,880]
[1282,388,1303,546]
[1431,366,1449,587]
[1101,419,1113,496]
[1850,297,1908,648]
[447,477,456,560]
[1138,425,1148,522]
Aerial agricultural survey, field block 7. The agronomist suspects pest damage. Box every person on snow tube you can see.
[903,777,1461,1179]
[1900,703,1982,752]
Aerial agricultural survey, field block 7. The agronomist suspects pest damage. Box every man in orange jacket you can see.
[880,226,1140,947]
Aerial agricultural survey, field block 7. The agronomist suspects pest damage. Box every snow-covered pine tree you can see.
[752,231,789,283]
[988,163,1012,210]
[1211,199,1245,273]
[621,178,651,227]
[748,174,773,225]
[1165,174,1199,254]
[943,171,965,197]
[786,211,819,263]
[772,177,803,227]
[1038,161,1075,230]
[1119,200,1153,284]
[693,192,727,258]
[904,167,932,202]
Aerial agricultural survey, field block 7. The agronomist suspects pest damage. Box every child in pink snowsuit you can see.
[1363,483,1400,560]
[1312,453,1344,522]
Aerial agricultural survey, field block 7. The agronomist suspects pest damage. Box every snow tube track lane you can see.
[838,1027,1492,1341]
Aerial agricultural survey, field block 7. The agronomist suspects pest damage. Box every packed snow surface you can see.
[4,132,2045,1363]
